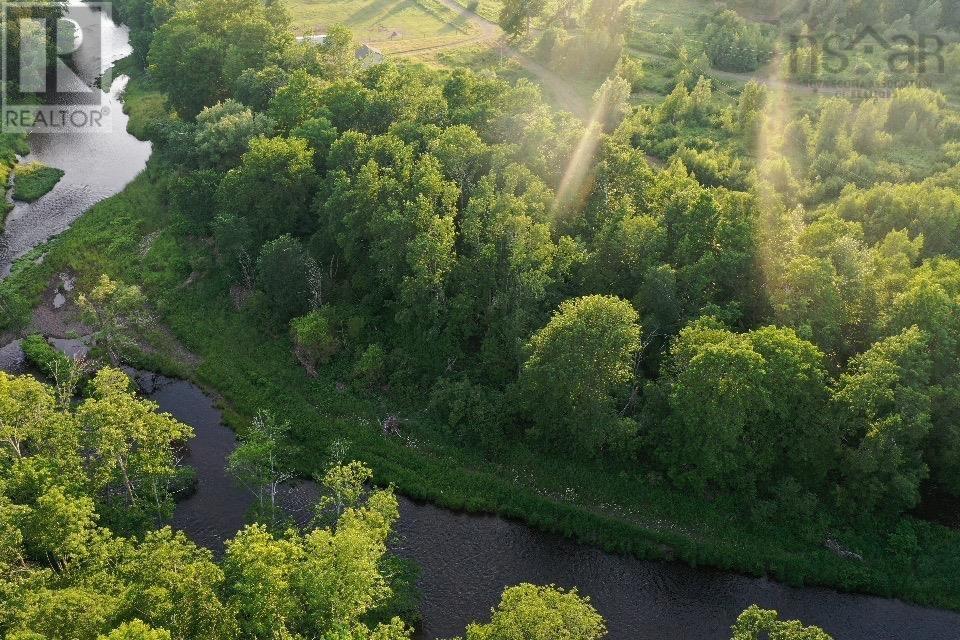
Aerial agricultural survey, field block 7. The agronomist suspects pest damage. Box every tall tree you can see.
[216,136,317,242]
[657,318,767,491]
[255,235,315,322]
[517,295,641,453]
[148,0,290,118]
[77,369,193,523]
[458,584,606,640]
[223,481,406,639]
[731,606,833,640]
[833,327,933,519]
[499,0,546,36]
[118,528,235,640]
[194,99,276,170]
[227,410,294,524]
[268,69,328,132]
[77,275,151,367]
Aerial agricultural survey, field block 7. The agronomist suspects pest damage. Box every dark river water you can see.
[3,6,960,639]
[133,370,960,640]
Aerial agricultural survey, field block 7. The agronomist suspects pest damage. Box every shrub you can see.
[352,343,386,388]
[429,377,504,446]
[13,162,65,202]
[0,287,30,331]
[290,308,338,365]
[168,169,222,232]
[21,334,74,380]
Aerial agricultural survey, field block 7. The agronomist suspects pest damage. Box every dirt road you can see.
[393,0,590,118]
[390,0,958,119]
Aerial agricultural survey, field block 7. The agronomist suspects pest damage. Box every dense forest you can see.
[124,0,960,593]
[114,0,960,531]
[2,0,960,635]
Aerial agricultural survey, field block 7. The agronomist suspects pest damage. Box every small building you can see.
[295,33,327,45]
[356,43,384,65]
[295,34,384,66]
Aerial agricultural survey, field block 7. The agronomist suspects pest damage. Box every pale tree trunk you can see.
[118,456,136,506]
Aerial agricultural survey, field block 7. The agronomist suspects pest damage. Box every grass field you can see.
[286,0,476,49]
[455,0,500,23]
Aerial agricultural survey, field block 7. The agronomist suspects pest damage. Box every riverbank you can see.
[0,134,31,233]
[11,162,65,203]
[6,287,959,639]
[2,148,960,617]
[92,360,960,640]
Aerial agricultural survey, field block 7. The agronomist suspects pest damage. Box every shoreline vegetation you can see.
[1,70,959,612]
[0,134,31,231]
[11,161,65,203]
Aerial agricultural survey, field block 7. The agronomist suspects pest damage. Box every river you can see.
[140,370,960,640]
[2,6,960,640]
[0,3,151,276]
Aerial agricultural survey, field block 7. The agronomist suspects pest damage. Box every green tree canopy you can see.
[833,326,933,519]
[216,136,317,242]
[730,605,833,640]
[459,584,606,640]
[148,0,290,118]
[517,295,641,454]
[655,319,836,494]
[255,235,316,322]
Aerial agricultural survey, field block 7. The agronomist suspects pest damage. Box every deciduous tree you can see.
[518,295,640,453]
[833,327,933,519]
[78,276,151,367]
[458,584,606,640]
[216,136,317,242]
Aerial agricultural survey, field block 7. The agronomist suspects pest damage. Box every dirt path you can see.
[389,1,957,118]
[404,0,590,118]
[431,0,499,40]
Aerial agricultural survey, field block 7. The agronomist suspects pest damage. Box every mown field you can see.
[286,0,477,53]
